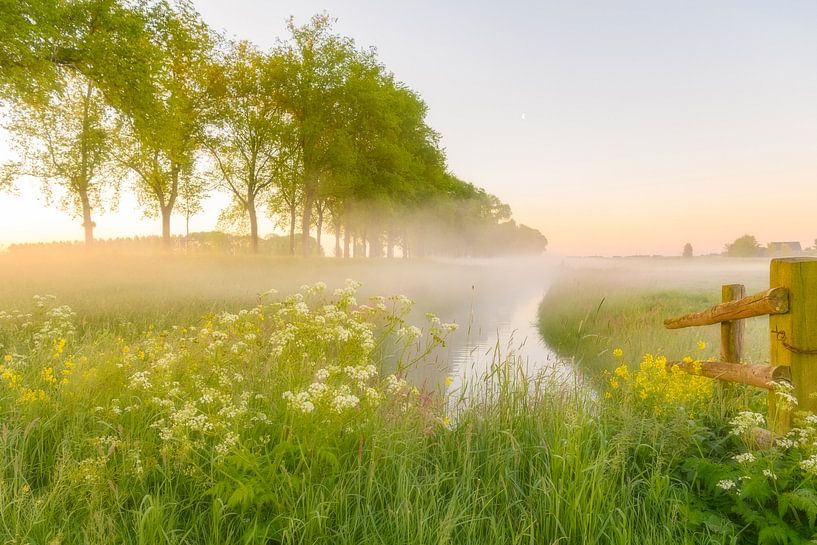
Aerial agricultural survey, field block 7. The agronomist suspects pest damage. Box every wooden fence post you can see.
[721,284,745,363]
[769,258,817,433]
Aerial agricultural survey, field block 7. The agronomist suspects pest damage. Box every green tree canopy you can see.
[118,0,215,247]
[725,234,762,257]
[2,71,120,245]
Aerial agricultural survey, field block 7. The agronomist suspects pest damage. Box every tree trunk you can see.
[161,164,180,250]
[343,227,350,259]
[316,207,323,255]
[370,229,382,258]
[334,222,341,258]
[161,207,172,249]
[289,206,296,256]
[402,228,409,259]
[301,178,314,257]
[80,189,94,247]
[248,193,259,254]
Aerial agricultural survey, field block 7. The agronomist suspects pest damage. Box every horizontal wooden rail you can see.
[664,287,789,329]
[666,360,791,390]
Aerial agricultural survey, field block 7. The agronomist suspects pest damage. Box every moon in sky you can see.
[520,113,526,121]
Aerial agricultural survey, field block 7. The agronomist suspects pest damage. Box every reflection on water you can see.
[399,257,576,392]
[444,283,576,392]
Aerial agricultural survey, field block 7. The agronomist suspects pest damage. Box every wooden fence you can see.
[663,258,817,435]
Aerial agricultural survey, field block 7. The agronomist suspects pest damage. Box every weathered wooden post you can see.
[769,258,817,433]
[721,284,745,363]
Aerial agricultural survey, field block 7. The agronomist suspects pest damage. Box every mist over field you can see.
[2,1,817,543]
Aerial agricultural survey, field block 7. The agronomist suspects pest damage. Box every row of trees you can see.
[681,237,815,258]
[0,1,547,257]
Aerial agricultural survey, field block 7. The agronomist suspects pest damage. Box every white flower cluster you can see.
[398,326,422,341]
[801,455,817,475]
[128,370,152,390]
[344,364,378,384]
[729,411,765,435]
[386,374,407,395]
[0,309,33,326]
[330,393,360,413]
[770,380,798,410]
[283,365,383,417]
[216,431,239,457]
[85,281,452,467]
[733,452,755,464]
[31,302,77,349]
[717,479,736,491]
[32,294,57,309]
[283,390,315,414]
[441,323,459,333]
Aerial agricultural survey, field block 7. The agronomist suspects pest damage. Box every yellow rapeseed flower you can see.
[52,338,66,359]
[604,348,713,414]
[1,367,20,388]
[613,347,624,358]
[697,340,707,351]
[41,367,57,384]
[19,388,47,403]
[444,376,453,387]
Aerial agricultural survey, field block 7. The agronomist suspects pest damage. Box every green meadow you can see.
[1,252,816,544]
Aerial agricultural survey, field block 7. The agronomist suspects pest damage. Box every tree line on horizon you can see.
[0,1,547,258]
[679,236,817,258]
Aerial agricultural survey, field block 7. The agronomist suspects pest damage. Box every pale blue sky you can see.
[2,1,816,254]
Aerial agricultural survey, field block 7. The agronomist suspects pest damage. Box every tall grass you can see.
[0,253,780,543]
[538,269,771,377]
[0,366,719,544]
[0,269,727,544]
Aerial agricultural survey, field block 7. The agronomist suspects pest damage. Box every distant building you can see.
[767,242,802,257]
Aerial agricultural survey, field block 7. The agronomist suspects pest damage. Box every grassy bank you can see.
[538,261,771,377]
[0,274,712,544]
[3,253,816,544]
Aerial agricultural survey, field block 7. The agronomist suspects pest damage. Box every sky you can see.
[1,0,816,255]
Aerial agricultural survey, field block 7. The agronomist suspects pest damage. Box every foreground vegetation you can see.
[539,262,817,544]
[3,256,817,543]
[0,276,701,544]
[538,261,770,376]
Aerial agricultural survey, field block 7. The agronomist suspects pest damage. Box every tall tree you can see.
[119,0,213,248]
[0,0,72,104]
[341,62,447,258]
[266,139,304,255]
[1,0,156,110]
[2,73,118,245]
[177,166,207,244]
[206,41,285,253]
[277,14,358,256]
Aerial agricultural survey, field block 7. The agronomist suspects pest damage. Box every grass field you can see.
[1,251,815,544]
[539,257,771,376]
